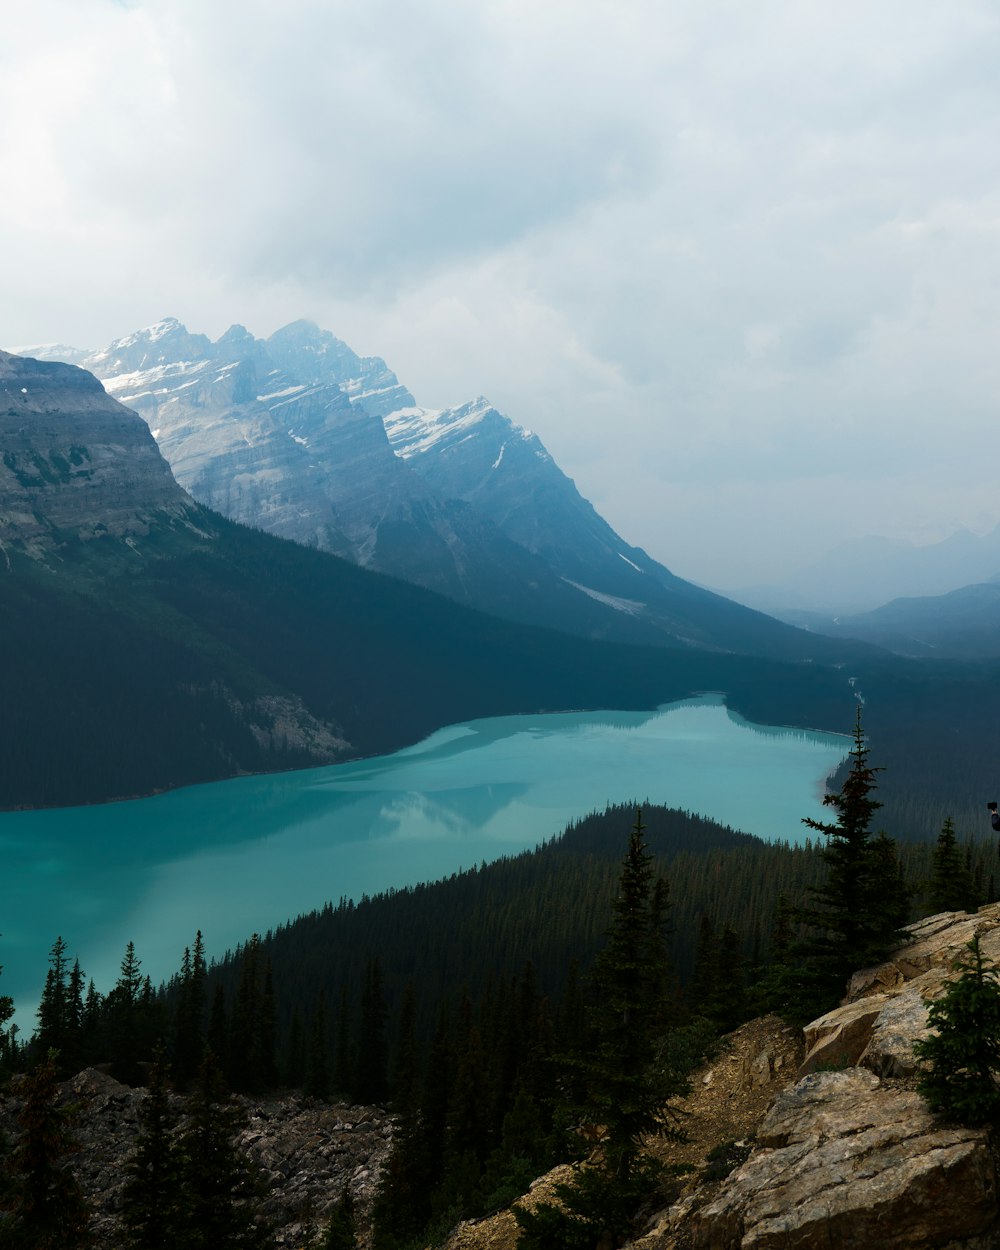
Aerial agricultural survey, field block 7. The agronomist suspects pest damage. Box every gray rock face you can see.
[69,321,693,643]
[0,1068,392,1249]
[673,906,1000,1250]
[385,397,674,594]
[799,904,1000,1079]
[78,321,584,617]
[264,318,415,419]
[384,399,845,660]
[691,1069,997,1250]
[0,349,193,561]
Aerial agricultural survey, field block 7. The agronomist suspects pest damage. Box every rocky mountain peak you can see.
[0,350,194,560]
[86,318,213,376]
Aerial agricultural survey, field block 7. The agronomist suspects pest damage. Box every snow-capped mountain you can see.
[29,318,865,659]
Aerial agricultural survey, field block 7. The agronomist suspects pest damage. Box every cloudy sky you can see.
[4,0,1000,587]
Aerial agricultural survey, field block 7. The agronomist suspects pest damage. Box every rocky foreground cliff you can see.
[443,904,1000,1250]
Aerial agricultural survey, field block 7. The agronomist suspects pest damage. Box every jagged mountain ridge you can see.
[41,317,872,662]
[67,319,696,648]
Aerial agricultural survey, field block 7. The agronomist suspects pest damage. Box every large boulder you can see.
[800,902,1000,1078]
[689,1069,997,1250]
[660,905,1000,1250]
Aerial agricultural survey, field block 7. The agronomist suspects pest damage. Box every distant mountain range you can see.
[0,346,859,810]
[732,526,1000,617]
[777,581,1000,660]
[21,318,866,663]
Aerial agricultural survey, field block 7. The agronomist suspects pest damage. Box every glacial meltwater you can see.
[0,696,847,1024]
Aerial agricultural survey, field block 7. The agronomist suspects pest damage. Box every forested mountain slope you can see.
[0,347,859,810]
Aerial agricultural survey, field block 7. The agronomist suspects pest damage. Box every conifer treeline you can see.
[2,800,997,1247]
[4,801,998,1087]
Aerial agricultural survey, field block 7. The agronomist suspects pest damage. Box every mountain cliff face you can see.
[72,320,679,642]
[0,348,193,560]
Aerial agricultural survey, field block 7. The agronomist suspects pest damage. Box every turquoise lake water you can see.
[0,696,847,1026]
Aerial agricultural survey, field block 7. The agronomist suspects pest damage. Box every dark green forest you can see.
[2,793,996,1247]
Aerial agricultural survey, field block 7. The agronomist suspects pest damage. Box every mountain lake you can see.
[0,695,848,1025]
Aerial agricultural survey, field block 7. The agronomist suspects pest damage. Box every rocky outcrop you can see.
[0,349,194,561]
[0,1068,392,1248]
[799,905,1000,1078]
[660,905,1000,1250]
[689,1070,996,1249]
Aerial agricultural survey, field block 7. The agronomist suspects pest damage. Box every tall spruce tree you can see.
[927,818,977,915]
[793,709,910,1017]
[35,937,72,1070]
[172,1050,273,1249]
[355,957,388,1104]
[0,947,14,1081]
[915,933,1000,1125]
[4,1052,92,1248]
[173,932,208,1085]
[121,1048,182,1249]
[515,809,688,1250]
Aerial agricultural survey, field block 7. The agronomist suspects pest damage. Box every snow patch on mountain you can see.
[384,398,532,460]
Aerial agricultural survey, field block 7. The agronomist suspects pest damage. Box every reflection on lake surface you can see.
[0,696,847,1023]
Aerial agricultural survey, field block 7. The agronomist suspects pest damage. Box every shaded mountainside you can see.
[0,347,861,810]
[40,318,875,662]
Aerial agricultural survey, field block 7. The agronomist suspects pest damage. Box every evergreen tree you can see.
[4,1052,92,1248]
[35,938,72,1070]
[714,925,747,1034]
[121,1048,182,1249]
[106,941,146,1084]
[927,819,976,915]
[305,994,331,1101]
[229,935,275,1094]
[915,934,1000,1125]
[0,946,14,1081]
[282,1007,306,1089]
[173,932,207,1085]
[355,957,388,1104]
[207,984,230,1068]
[794,710,910,1017]
[689,915,719,1021]
[173,1050,273,1249]
[516,809,687,1249]
[318,1185,357,1249]
[332,986,352,1098]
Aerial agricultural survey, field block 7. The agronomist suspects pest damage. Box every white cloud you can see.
[4,0,1000,584]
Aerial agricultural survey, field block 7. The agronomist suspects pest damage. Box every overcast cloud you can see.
[3,0,1000,586]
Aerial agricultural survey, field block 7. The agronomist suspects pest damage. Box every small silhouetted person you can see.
[989,802,1000,832]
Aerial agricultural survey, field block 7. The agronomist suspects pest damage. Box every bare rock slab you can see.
[689,1069,997,1250]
